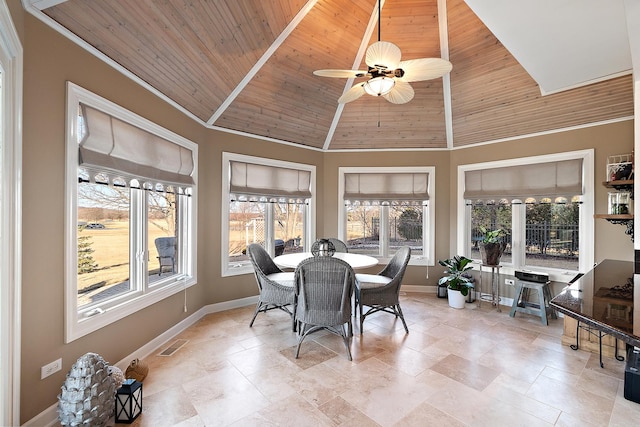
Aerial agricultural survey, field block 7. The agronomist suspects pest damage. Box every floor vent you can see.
[158,339,188,356]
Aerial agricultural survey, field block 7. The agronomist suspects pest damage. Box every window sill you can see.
[67,276,196,343]
[223,262,253,277]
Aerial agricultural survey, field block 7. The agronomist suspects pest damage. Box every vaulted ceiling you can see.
[24,0,634,151]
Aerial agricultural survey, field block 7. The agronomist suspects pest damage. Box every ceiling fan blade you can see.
[382,81,414,104]
[338,83,366,104]
[313,69,369,78]
[365,41,401,70]
[397,58,453,82]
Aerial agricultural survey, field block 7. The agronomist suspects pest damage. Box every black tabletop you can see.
[550,259,640,347]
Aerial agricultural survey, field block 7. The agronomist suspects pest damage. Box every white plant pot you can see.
[447,289,466,309]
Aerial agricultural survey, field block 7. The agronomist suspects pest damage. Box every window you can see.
[222,153,315,276]
[524,202,580,270]
[65,83,198,342]
[339,167,435,264]
[458,150,594,280]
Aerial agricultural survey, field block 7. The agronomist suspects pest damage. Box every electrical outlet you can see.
[505,279,515,286]
[41,358,62,379]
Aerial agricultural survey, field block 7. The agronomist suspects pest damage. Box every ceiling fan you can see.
[313,1,453,105]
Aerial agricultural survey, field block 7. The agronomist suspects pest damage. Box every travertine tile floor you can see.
[119,293,640,426]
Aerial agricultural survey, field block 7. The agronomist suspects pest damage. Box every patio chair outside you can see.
[155,237,176,276]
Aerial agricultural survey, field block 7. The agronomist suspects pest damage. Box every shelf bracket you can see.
[604,218,634,242]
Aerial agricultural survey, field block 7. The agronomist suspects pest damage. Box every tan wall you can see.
[14,0,635,422]
[20,10,212,422]
[197,132,323,305]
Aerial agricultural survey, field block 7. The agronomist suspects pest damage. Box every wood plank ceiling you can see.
[37,0,633,151]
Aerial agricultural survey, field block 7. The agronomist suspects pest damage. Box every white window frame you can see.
[221,152,316,277]
[0,1,22,424]
[338,166,436,266]
[456,149,594,282]
[65,82,198,343]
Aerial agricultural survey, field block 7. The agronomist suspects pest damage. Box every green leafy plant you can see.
[479,226,506,244]
[438,256,474,296]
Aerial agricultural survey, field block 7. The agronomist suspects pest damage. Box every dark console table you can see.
[550,259,639,368]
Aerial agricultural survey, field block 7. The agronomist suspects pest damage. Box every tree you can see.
[148,191,177,236]
[471,204,511,241]
[397,207,422,240]
[78,227,97,274]
[526,204,551,225]
[347,205,378,240]
[274,202,304,243]
[79,182,178,236]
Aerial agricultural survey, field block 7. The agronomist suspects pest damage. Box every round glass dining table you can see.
[273,252,378,270]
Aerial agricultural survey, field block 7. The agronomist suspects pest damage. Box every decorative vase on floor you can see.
[58,352,116,427]
[447,289,466,309]
[480,242,505,266]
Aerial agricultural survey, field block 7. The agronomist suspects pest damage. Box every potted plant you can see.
[438,256,474,309]
[479,226,507,266]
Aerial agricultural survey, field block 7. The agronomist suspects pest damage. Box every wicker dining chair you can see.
[247,243,297,331]
[294,256,356,360]
[355,246,411,334]
[328,238,348,253]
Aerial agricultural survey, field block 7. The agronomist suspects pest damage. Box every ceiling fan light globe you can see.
[364,76,395,96]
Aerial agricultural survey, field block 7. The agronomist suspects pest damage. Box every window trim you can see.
[338,166,436,266]
[0,3,22,424]
[456,149,594,282]
[221,152,316,277]
[65,82,198,343]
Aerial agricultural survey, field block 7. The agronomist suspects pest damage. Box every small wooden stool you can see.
[509,279,557,325]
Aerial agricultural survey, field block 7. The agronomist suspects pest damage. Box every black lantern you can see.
[115,379,142,423]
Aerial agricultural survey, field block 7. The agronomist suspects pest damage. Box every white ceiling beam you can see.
[322,0,385,151]
[207,0,318,125]
[22,0,69,10]
[438,0,453,149]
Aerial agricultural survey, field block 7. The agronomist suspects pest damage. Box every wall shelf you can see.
[595,179,634,242]
[603,179,634,194]
[594,214,634,220]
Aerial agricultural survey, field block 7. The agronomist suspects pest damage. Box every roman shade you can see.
[344,172,429,202]
[464,159,583,201]
[230,161,311,200]
[79,104,195,188]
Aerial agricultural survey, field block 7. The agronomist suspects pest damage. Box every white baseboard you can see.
[22,406,58,427]
[402,284,435,293]
[23,296,258,427]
